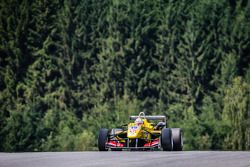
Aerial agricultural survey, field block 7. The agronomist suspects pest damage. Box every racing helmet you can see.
[135,117,143,125]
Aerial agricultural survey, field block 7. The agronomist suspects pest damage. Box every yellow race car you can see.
[98,112,183,151]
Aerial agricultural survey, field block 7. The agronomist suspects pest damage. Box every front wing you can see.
[106,138,160,150]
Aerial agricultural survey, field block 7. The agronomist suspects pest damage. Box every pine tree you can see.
[223,77,250,150]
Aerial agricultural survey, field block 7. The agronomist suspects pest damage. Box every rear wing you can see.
[130,115,167,123]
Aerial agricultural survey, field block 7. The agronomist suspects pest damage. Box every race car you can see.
[98,112,183,151]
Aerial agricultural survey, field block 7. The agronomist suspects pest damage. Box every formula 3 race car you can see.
[98,112,183,151]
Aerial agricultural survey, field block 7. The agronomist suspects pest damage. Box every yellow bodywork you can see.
[127,119,161,140]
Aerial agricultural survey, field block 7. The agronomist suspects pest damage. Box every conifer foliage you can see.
[0,0,250,151]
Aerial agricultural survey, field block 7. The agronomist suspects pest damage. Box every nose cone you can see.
[127,123,141,138]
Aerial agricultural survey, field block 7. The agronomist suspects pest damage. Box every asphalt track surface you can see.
[0,151,250,167]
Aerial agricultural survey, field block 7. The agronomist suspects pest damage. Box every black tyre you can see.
[98,128,109,151]
[161,128,173,151]
[171,128,183,151]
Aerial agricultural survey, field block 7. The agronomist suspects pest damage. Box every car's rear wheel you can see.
[161,128,173,151]
[98,128,109,151]
[171,128,183,151]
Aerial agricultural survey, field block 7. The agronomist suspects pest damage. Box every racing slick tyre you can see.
[161,128,173,151]
[171,128,183,151]
[98,128,109,151]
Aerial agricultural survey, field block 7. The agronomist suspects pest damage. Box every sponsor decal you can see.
[128,126,139,136]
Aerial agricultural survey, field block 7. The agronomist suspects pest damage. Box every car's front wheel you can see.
[98,128,109,151]
[172,128,183,151]
[161,128,173,151]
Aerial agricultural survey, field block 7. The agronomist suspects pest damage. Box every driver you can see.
[135,117,143,126]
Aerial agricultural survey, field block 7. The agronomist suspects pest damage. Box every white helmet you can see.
[135,117,143,125]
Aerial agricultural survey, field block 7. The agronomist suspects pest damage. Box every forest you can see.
[0,0,250,151]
